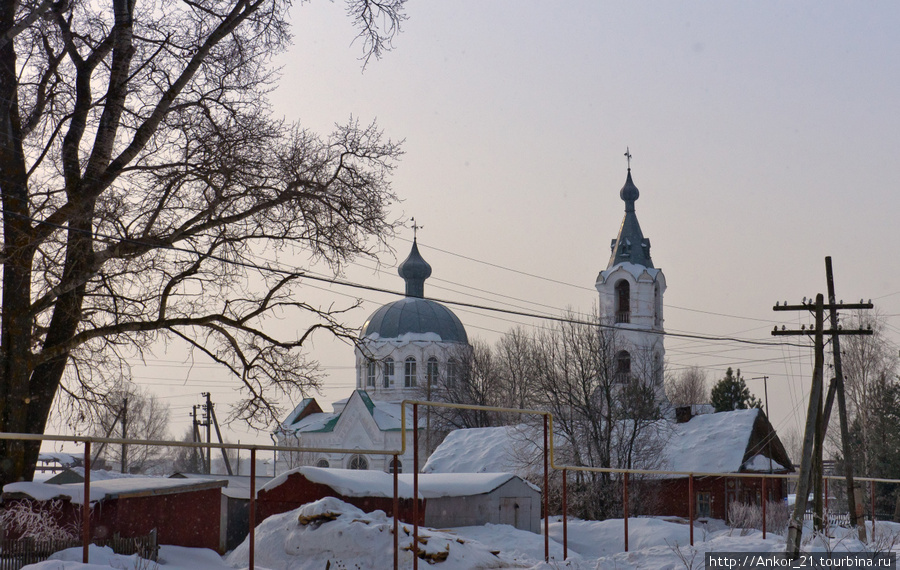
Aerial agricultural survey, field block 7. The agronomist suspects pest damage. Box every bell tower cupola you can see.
[595,150,667,403]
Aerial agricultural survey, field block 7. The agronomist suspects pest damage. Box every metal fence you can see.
[2,400,899,570]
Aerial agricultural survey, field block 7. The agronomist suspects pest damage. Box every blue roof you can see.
[362,297,468,343]
[608,169,654,269]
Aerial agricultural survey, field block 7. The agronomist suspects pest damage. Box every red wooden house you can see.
[2,477,227,551]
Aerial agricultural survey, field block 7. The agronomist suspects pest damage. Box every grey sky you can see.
[122,2,900,448]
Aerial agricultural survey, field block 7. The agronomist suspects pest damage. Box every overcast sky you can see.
[110,1,900,452]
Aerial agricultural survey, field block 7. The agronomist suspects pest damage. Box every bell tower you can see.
[595,153,667,400]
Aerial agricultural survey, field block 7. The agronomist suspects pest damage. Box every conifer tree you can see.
[710,367,762,412]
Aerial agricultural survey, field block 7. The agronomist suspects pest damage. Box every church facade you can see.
[274,239,471,474]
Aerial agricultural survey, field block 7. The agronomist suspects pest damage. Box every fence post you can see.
[624,472,629,552]
[562,468,567,560]
[413,403,419,570]
[82,441,91,564]
[689,473,694,546]
[393,454,399,570]
[250,448,256,570]
[870,481,875,538]
[762,477,766,540]
[543,414,549,563]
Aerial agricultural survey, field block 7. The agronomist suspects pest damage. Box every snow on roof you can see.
[261,467,420,499]
[397,473,521,498]
[742,454,789,472]
[426,410,774,478]
[599,261,662,282]
[170,473,274,499]
[423,425,540,475]
[3,477,226,505]
[280,391,421,434]
[659,408,761,474]
[38,452,79,466]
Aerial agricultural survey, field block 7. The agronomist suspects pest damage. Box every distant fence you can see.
[0,529,158,570]
[3,402,900,570]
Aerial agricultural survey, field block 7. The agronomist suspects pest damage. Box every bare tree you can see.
[665,365,709,407]
[0,0,406,485]
[838,309,899,472]
[526,312,665,519]
[425,340,497,430]
[88,383,171,474]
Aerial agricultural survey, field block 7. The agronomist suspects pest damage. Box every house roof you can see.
[397,472,539,498]
[422,425,541,475]
[423,410,792,477]
[3,477,226,505]
[169,473,274,499]
[261,467,419,499]
[279,390,422,435]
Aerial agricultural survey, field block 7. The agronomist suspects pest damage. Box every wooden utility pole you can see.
[779,294,825,559]
[824,257,867,540]
[774,258,873,558]
[120,398,128,474]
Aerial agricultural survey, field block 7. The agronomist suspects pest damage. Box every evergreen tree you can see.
[710,368,762,412]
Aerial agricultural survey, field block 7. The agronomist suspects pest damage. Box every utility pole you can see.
[120,398,128,474]
[823,257,866,540]
[208,395,234,475]
[202,393,213,474]
[192,405,208,474]
[774,258,873,559]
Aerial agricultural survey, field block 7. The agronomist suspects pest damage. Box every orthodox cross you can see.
[624,147,632,169]
[410,217,423,240]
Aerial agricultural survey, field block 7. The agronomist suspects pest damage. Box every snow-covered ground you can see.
[22,498,900,570]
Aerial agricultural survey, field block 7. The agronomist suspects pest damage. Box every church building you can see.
[595,162,668,403]
[274,238,471,474]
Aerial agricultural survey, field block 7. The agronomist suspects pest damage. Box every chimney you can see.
[675,406,693,424]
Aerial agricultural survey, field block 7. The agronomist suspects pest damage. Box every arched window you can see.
[615,280,630,323]
[316,459,330,468]
[383,357,394,388]
[405,357,417,387]
[616,350,631,383]
[447,359,459,387]
[427,357,439,386]
[348,455,368,470]
[654,282,662,327]
[366,360,376,388]
[387,458,402,474]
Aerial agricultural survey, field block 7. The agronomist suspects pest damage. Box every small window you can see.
[366,360,376,388]
[387,458,402,474]
[316,459,329,468]
[697,492,711,518]
[616,350,631,383]
[615,280,631,323]
[427,357,439,386]
[348,455,368,470]
[383,358,394,388]
[404,357,417,388]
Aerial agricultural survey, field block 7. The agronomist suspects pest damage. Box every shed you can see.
[2,477,227,552]
[399,473,541,533]
[256,467,424,525]
[169,472,273,551]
